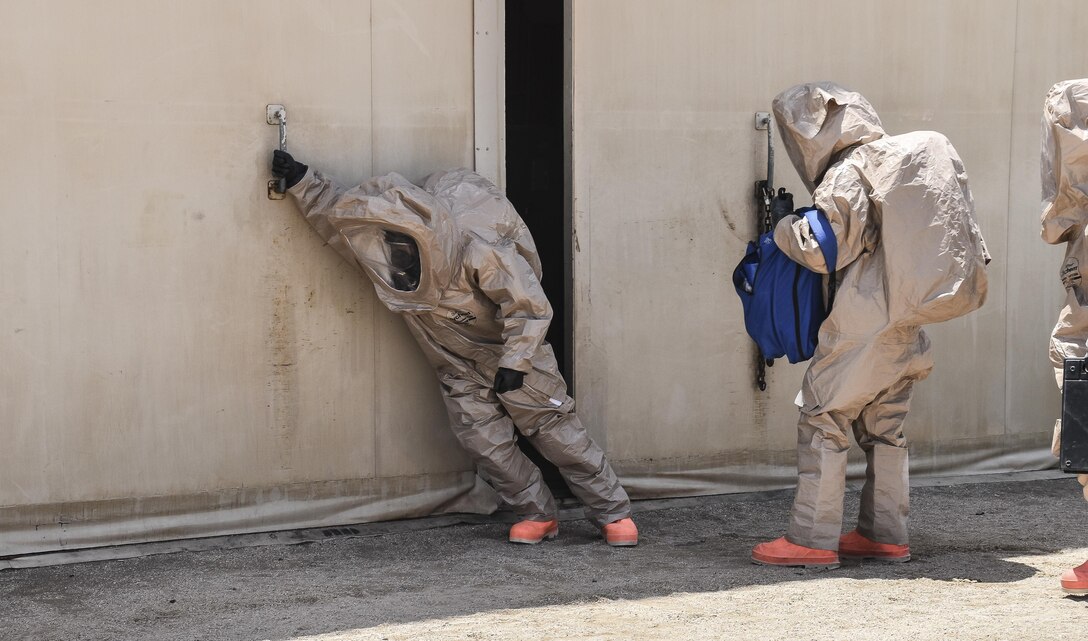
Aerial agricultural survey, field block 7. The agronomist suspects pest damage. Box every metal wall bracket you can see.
[266,104,288,200]
[754,112,770,130]
[266,104,286,126]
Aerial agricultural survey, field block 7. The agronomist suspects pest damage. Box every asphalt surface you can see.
[2,476,1086,641]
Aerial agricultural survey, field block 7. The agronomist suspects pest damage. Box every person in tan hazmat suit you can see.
[1041,79,1088,595]
[751,82,990,568]
[269,150,637,546]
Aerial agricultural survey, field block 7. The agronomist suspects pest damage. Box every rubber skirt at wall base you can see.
[615,434,1056,499]
[0,435,1055,561]
[0,471,498,559]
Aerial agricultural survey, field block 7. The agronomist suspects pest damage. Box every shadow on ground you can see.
[1,478,1085,641]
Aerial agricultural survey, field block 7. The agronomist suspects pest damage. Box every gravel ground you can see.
[2,476,1087,641]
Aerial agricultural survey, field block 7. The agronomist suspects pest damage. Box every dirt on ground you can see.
[2,476,1087,641]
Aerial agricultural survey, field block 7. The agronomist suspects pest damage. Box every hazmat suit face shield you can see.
[1042,79,1088,245]
[772,82,886,193]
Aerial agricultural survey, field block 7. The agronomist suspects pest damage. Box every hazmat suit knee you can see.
[276,162,631,531]
[771,82,990,551]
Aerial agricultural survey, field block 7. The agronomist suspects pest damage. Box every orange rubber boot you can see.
[1061,560,1088,595]
[602,518,638,547]
[751,536,839,568]
[838,530,911,562]
[508,519,559,544]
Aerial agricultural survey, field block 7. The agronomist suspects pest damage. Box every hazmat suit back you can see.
[1041,78,1088,501]
[286,167,631,528]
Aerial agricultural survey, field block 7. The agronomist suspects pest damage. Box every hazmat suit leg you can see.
[852,377,915,546]
[499,391,632,528]
[497,359,632,528]
[1049,306,1088,454]
[439,374,557,522]
[787,411,852,550]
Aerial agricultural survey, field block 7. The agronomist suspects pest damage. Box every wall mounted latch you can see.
[267,104,287,200]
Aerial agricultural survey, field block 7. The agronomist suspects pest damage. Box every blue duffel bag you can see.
[733,207,838,364]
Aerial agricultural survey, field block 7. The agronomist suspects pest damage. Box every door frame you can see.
[473,0,505,188]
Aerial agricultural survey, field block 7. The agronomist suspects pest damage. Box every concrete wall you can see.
[570,0,1088,494]
[4,0,1086,558]
[0,0,493,556]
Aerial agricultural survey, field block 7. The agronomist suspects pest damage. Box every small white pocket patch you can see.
[549,398,563,407]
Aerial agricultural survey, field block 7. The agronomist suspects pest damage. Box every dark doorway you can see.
[505,1,571,498]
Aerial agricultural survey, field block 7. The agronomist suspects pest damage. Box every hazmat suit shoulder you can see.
[423,168,544,280]
[1041,79,1088,245]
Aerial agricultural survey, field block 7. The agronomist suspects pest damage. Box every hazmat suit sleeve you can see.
[773,161,877,273]
[466,241,553,373]
[287,168,366,268]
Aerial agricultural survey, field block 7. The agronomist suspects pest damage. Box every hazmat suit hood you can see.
[1042,78,1088,245]
[292,171,460,313]
[773,82,886,193]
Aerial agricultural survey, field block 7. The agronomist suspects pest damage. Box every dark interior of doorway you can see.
[505,1,571,499]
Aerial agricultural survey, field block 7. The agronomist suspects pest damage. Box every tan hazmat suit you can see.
[287,167,632,527]
[1041,78,1088,500]
[772,82,990,549]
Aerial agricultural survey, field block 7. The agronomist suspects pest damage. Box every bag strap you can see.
[802,208,838,309]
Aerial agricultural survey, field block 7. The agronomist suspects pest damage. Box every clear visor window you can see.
[383,231,421,292]
[347,229,422,292]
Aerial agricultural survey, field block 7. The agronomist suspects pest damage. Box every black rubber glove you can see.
[493,367,526,394]
[770,187,794,225]
[271,150,308,189]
